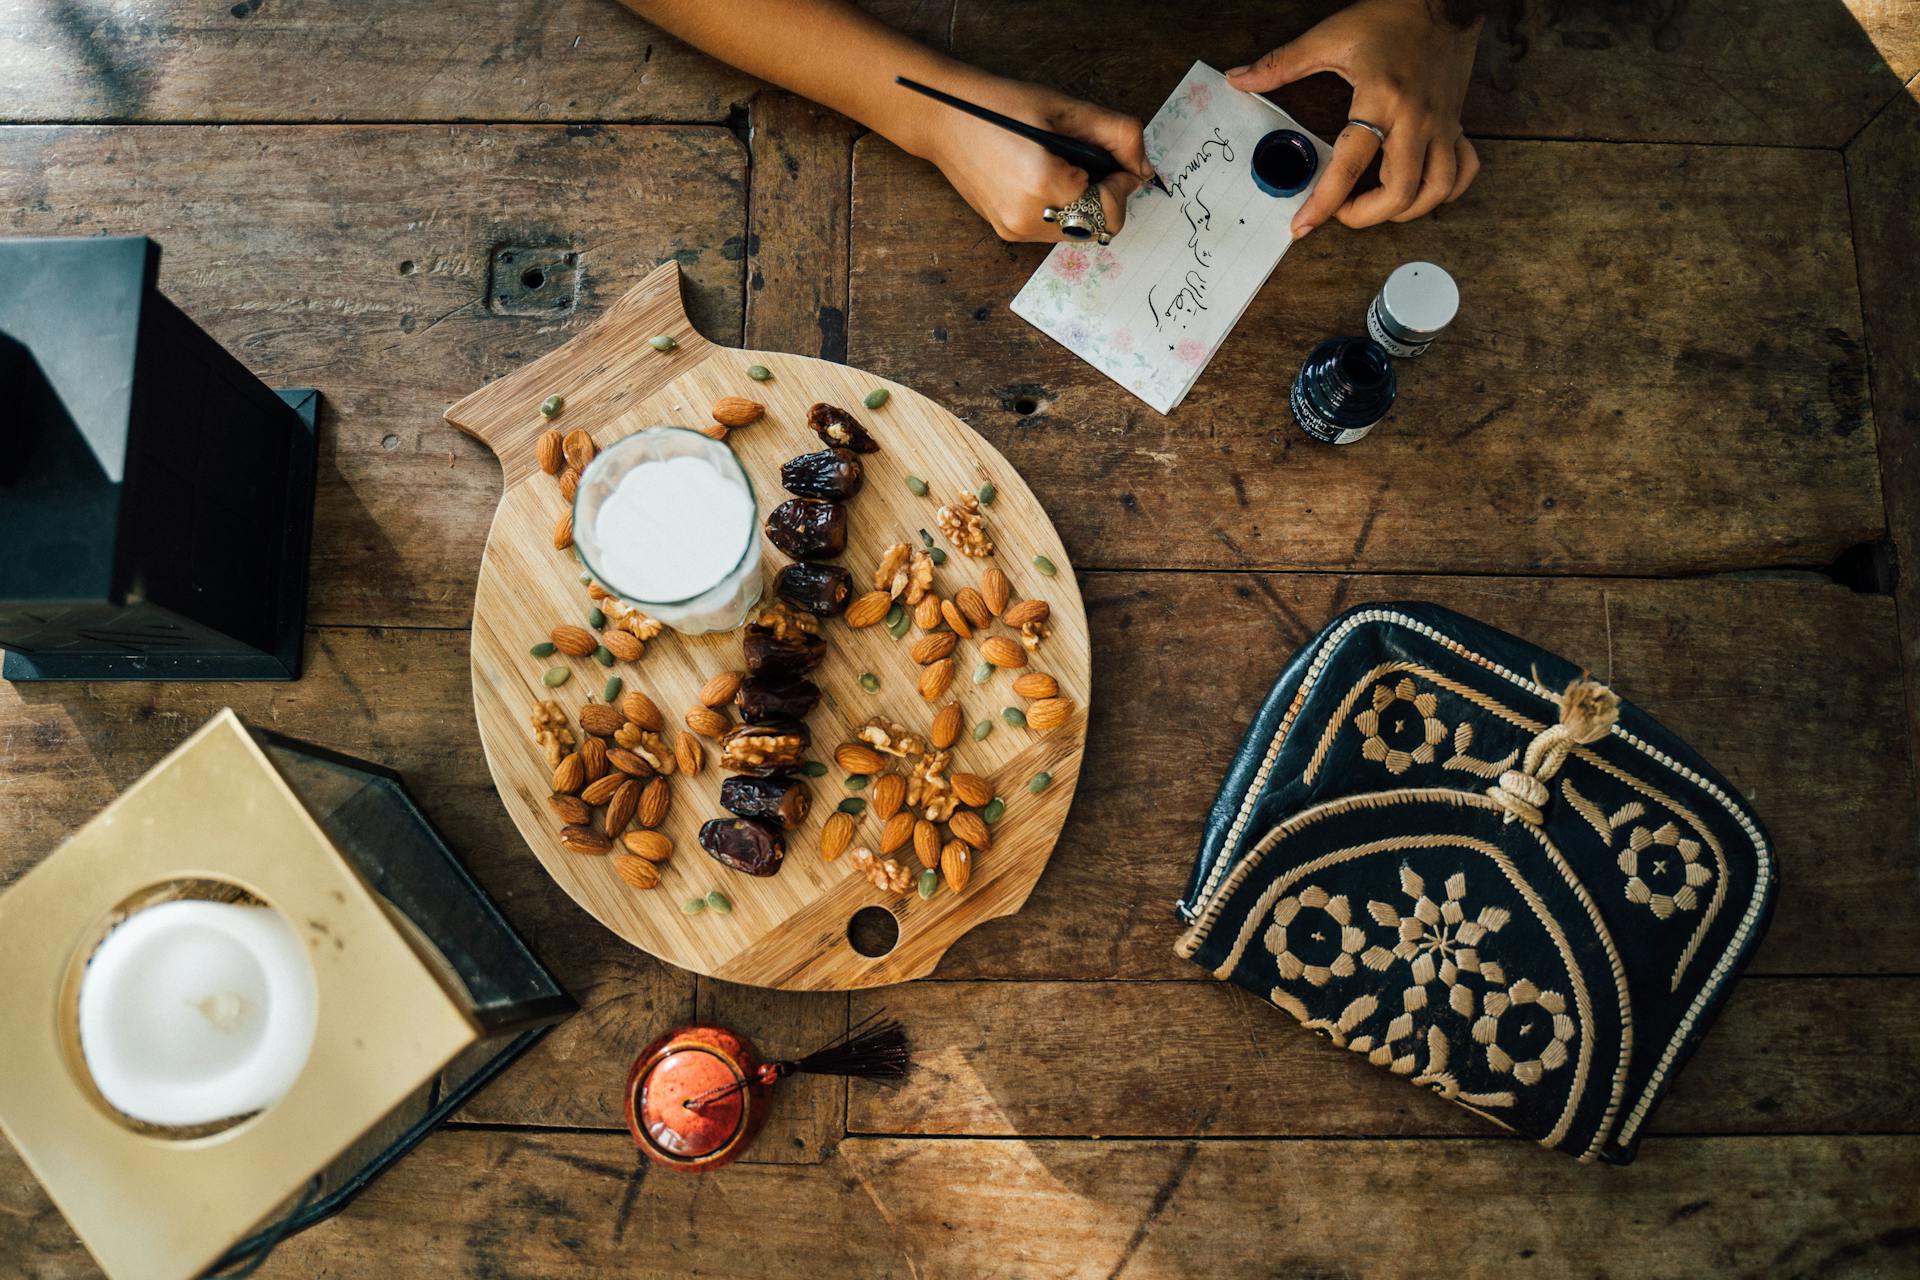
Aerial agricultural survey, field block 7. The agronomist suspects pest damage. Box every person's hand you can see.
[1227,0,1483,237]
[915,76,1152,243]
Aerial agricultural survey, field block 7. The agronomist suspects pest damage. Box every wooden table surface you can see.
[3,2,1917,1276]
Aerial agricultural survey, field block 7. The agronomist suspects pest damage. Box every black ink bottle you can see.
[1250,129,1318,198]
[1289,336,1397,445]
[1366,261,1458,357]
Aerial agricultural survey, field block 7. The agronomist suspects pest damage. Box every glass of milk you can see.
[573,428,762,634]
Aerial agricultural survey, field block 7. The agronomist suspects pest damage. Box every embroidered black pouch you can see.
[1175,603,1776,1163]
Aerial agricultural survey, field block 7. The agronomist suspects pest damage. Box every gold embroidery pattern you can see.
[1354,678,1449,774]
[1366,867,1509,1020]
[1564,779,1715,923]
[1472,978,1575,1084]
[1262,885,1366,986]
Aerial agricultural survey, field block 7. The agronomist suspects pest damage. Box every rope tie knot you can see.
[1485,675,1620,826]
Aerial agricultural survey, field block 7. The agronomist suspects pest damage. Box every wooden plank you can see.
[938,0,1920,148]
[1846,76,1920,775]
[0,0,758,124]
[744,91,858,361]
[8,1130,1917,1277]
[693,982,847,1163]
[0,123,748,629]
[850,978,1920,1139]
[848,137,1883,577]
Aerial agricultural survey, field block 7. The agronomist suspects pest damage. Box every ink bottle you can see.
[1366,261,1458,358]
[1289,336,1397,445]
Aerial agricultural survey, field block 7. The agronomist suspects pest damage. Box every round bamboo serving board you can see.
[446,263,1089,990]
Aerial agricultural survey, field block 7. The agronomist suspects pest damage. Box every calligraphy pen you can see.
[895,76,1170,196]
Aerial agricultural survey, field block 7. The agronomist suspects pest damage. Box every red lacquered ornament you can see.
[626,1024,773,1172]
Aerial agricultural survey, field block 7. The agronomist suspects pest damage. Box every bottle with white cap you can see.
[1366,261,1459,358]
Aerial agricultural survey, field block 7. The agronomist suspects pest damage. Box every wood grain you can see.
[849,136,1883,576]
[850,977,1920,1139]
[744,91,858,361]
[0,123,748,629]
[447,263,1091,989]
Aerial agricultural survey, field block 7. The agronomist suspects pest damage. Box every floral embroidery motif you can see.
[1355,678,1449,774]
[1471,978,1574,1084]
[1263,885,1366,986]
[1619,822,1713,919]
[1364,868,1509,1019]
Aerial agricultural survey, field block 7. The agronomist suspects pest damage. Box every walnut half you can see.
[935,490,994,558]
[858,717,925,758]
[721,723,811,773]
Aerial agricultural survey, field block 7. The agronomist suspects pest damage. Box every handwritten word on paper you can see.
[1010,63,1331,414]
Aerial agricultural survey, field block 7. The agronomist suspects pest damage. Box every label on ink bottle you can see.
[1367,298,1429,358]
[1290,375,1377,445]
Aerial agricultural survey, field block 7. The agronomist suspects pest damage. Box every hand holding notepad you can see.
[1011,63,1331,415]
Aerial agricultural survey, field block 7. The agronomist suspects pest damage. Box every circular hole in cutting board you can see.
[847,906,900,958]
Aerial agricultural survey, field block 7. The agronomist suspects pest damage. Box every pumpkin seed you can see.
[705,891,733,914]
[919,528,935,549]
[540,394,563,418]
[602,676,623,702]
[859,671,880,693]
[905,475,929,497]
[838,797,867,815]
[543,667,571,687]
[530,641,557,658]
[978,480,997,506]
[863,387,890,409]
[594,646,615,667]
[1029,771,1054,794]
[982,797,1006,824]
[887,610,912,640]
[649,334,677,351]
[681,896,707,915]
[802,761,828,777]
[747,364,772,381]
[1033,555,1058,576]
[587,607,606,629]
[972,661,994,685]
[1002,706,1027,727]
[578,570,593,584]
[917,868,939,899]
[972,719,993,741]
[930,547,948,565]
[846,774,870,791]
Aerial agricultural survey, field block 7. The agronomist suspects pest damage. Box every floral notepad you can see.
[1010,62,1331,414]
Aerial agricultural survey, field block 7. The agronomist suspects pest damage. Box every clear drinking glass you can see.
[572,428,763,634]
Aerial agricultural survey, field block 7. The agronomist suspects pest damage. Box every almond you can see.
[940,598,973,639]
[950,809,991,850]
[608,747,654,777]
[914,595,944,631]
[548,793,591,824]
[674,732,704,775]
[980,567,1010,616]
[537,430,564,475]
[699,670,744,707]
[880,810,915,855]
[587,580,613,601]
[614,853,662,889]
[871,773,907,821]
[551,624,596,657]
[552,508,574,550]
[846,590,892,628]
[622,829,673,862]
[637,776,670,828]
[1012,672,1059,700]
[559,467,581,502]
[913,819,941,869]
[910,631,958,665]
[579,703,624,737]
[1003,598,1051,628]
[941,839,972,892]
[951,772,993,808]
[552,752,586,794]
[560,824,612,855]
[620,690,664,730]
[686,706,729,738]
[582,772,625,806]
[819,811,856,862]
[918,658,956,702]
[579,735,609,780]
[954,586,991,629]
[835,742,886,775]
[563,428,596,472]
[712,396,766,428]
[603,778,640,834]
[930,701,962,750]
[979,635,1027,668]
[603,629,644,662]
[698,423,729,441]
[1027,697,1075,732]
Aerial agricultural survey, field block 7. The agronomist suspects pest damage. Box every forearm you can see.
[624,0,982,160]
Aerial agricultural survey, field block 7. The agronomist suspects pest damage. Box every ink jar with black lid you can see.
[1289,336,1397,445]
[1366,261,1458,358]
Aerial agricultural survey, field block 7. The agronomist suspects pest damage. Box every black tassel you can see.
[683,1010,910,1112]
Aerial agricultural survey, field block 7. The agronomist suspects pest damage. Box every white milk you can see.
[593,454,756,604]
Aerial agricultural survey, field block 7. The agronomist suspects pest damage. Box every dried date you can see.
[780,448,864,501]
[699,818,786,877]
[807,403,880,454]
[719,775,813,830]
[743,629,826,677]
[766,498,848,561]
[735,676,821,722]
[774,563,854,616]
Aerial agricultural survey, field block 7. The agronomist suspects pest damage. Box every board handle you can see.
[445,260,716,488]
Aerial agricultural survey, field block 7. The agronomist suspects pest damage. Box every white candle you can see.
[77,900,318,1128]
